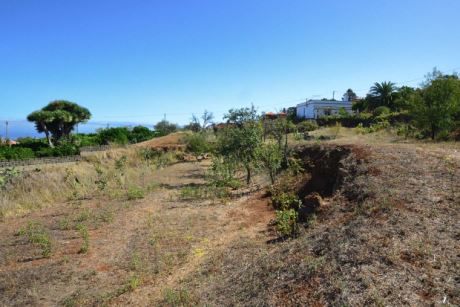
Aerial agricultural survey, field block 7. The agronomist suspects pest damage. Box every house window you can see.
[324,108,332,116]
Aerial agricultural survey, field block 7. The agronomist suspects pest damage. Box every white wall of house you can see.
[296,100,353,119]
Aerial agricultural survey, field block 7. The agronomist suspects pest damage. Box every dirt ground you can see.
[0,160,275,306]
[135,132,188,150]
[1,131,459,306]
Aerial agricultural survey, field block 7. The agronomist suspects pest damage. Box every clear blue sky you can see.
[1,0,459,125]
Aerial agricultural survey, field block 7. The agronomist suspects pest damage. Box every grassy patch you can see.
[75,208,92,222]
[162,288,193,306]
[113,274,142,297]
[58,216,72,230]
[127,186,145,200]
[75,223,90,254]
[18,221,53,258]
[178,185,229,201]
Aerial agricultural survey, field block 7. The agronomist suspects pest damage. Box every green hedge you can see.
[316,111,411,128]
[0,146,35,161]
[0,144,79,161]
[1,126,161,161]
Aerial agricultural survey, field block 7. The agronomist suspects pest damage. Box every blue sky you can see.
[1,0,459,128]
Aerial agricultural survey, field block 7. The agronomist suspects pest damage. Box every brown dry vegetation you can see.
[135,131,188,151]
[0,128,459,306]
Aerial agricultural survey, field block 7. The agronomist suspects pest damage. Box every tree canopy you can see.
[217,107,262,184]
[369,81,398,110]
[343,89,358,101]
[410,74,460,139]
[154,120,178,136]
[27,100,91,147]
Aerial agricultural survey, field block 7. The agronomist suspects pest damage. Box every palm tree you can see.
[369,81,398,109]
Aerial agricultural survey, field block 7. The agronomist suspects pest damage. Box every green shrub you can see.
[207,157,241,189]
[356,120,390,134]
[395,123,420,139]
[154,120,178,136]
[36,143,79,157]
[275,209,299,236]
[127,186,145,200]
[0,146,35,161]
[128,126,159,143]
[139,148,162,161]
[0,168,21,189]
[72,133,101,147]
[16,137,48,151]
[115,156,128,170]
[373,106,391,116]
[184,132,211,158]
[296,120,319,132]
[97,127,130,145]
[271,191,302,210]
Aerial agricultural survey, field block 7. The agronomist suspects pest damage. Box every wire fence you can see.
[0,155,82,169]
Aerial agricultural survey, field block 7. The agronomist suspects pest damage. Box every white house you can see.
[296,99,353,119]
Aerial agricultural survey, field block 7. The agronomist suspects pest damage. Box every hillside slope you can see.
[177,143,459,306]
[0,137,458,306]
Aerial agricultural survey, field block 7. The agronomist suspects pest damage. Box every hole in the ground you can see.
[291,145,356,221]
[297,145,352,199]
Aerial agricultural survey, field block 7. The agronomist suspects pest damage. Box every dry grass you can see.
[0,128,459,306]
[135,131,189,148]
[0,147,179,218]
[172,141,459,306]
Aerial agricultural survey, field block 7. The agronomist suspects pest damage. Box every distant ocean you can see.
[0,120,154,140]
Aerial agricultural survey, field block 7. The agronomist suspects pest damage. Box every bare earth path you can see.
[0,161,274,306]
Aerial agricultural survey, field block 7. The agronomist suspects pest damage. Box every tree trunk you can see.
[269,171,275,184]
[44,127,54,148]
[246,166,251,185]
[431,123,436,140]
[283,129,289,165]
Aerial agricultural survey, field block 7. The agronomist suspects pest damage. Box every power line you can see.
[1,66,459,124]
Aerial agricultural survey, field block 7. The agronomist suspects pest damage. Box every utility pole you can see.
[163,113,166,121]
[5,120,9,141]
[333,91,336,100]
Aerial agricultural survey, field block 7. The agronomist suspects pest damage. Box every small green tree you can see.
[97,127,129,145]
[154,120,178,136]
[343,88,357,101]
[394,86,416,111]
[128,126,157,143]
[267,117,295,165]
[217,107,262,184]
[258,142,282,184]
[411,74,460,139]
